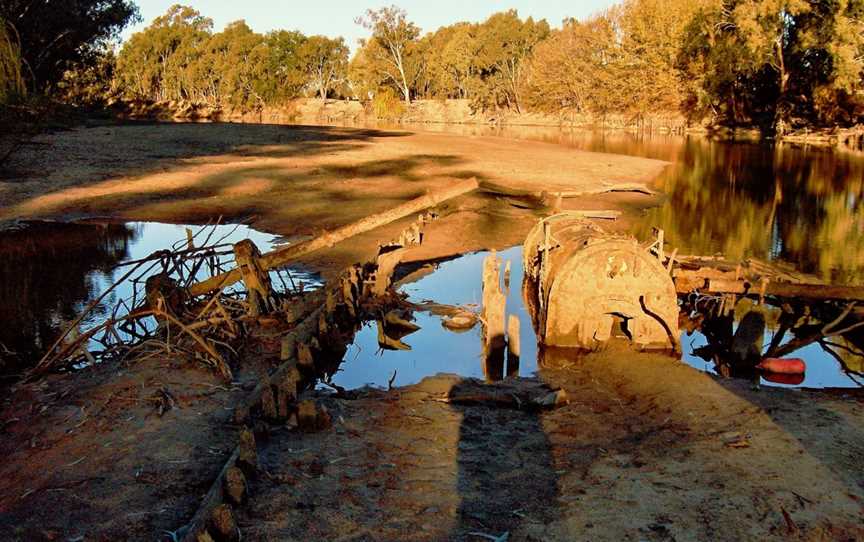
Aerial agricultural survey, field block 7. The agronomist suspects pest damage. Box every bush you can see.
[371,87,406,120]
[0,19,25,105]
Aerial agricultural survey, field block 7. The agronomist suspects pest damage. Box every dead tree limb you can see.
[189,177,479,297]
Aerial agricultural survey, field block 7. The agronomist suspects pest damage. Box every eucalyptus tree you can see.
[355,6,421,103]
[681,0,864,131]
[473,10,549,112]
[0,0,139,90]
[299,36,349,99]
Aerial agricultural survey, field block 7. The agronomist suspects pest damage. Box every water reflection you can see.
[632,141,864,284]
[372,124,864,285]
[0,222,136,377]
[331,246,861,390]
[0,221,310,379]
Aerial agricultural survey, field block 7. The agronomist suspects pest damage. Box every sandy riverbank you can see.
[0,122,861,541]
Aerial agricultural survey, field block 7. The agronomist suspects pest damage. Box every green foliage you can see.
[94,2,864,128]
[114,5,350,110]
[680,0,864,132]
[470,10,550,112]
[0,19,25,105]
[351,9,548,112]
[355,6,422,103]
[0,0,139,91]
[56,50,118,106]
[524,0,701,118]
[299,36,350,99]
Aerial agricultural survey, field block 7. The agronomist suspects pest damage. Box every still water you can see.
[0,221,318,377]
[388,123,864,284]
[331,246,862,390]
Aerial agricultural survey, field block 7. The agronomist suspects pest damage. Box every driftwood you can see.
[675,275,864,302]
[481,180,656,199]
[190,177,479,297]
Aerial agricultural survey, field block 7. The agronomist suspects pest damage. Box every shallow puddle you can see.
[331,246,863,390]
[0,221,319,376]
[331,247,537,389]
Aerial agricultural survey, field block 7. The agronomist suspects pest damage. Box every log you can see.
[675,276,864,302]
[181,447,240,542]
[189,177,479,297]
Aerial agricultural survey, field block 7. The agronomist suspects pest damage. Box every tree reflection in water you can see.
[631,140,864,284]
[0,222,136,378]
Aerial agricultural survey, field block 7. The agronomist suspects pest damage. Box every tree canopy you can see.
[22,1,864,130]
[0,0,139,91]
[114,5,350,108]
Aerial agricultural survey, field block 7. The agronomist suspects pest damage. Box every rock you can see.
[535,389,569,409]
[209,504,239,542]
[223,466,247,505]
[441,310,478,331]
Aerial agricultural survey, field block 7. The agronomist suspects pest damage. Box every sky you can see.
[122,1,619,49]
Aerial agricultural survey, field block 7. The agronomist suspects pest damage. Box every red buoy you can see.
[756,357,806,375]
[761,372,806,385]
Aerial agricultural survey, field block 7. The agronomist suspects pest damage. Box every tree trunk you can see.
[773,37,790,136]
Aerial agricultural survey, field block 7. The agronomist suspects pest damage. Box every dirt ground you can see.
[0,122,862,541]
[242,345,864,542]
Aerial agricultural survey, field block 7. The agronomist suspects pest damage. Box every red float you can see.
[756,357,806,375]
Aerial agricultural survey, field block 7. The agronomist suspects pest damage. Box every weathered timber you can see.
[481,180,656,198]
[181,447,240,542]
[675,276,864,302]
[189,177,479,297]
[507,315,520,378]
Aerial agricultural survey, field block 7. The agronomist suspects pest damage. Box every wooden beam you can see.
[189,177,479,297]
[675,276,864,302]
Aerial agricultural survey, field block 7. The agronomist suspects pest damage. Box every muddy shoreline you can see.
[0,123,862,541]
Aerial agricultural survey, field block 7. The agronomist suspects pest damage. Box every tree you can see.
[0,18,25,104]
[355,6,420,103]
[420,23,480,99]
[116,5,212,102]
[0,0,139,90]
[474,10,549,112]
[204,21,267,108]
[299,36,349,99]
[524,11,626,115]
[260,30,308,101]
[681,0,864,131]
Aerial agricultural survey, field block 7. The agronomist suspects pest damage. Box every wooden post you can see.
[482,251,507,382]
[507,315,520,378]
[233,239,274,316]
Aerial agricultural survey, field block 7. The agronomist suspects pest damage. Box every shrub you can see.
[0,19,25,105]
[371,87,406,120]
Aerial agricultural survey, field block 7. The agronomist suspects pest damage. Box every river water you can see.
[1,127,863,388]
